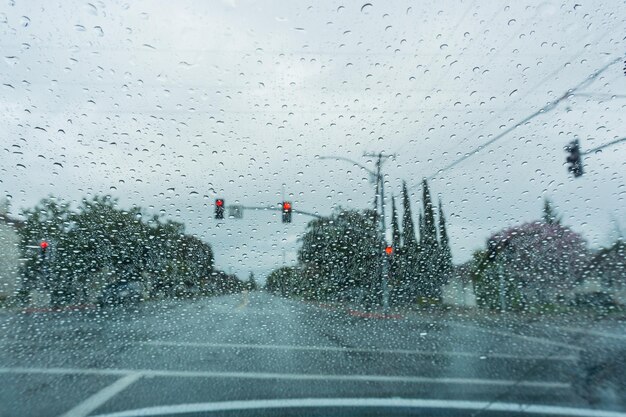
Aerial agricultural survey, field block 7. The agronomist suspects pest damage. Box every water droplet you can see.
[74,24,86,31]
[20,16,30,27]
[4,56,18,65]
[360,3,373,13]
[85,2,98,15]
[93,26,104,37]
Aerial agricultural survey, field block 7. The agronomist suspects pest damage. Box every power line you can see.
[362,0,479,152]
[426,28,613,159]
[408,56,623,187]
[391,2,539,157]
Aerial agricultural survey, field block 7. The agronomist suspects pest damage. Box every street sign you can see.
[229,204,243,219]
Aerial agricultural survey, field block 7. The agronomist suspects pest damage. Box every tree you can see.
[543,198,561,225]
[391,196,402,251]
[415,179,443,301]
[265,267,300,297]
[17,197,72,305]
[398,182,419,303]
[474,221,588,309]
[297,209,381,303]
[389,196,402,297]
[438,199,453,281]
[246,272,258,291]
[401,182,418,253]
[17,195,220,306]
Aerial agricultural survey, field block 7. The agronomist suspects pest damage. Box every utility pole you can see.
[318,153,395,313]
[364,152,395,314]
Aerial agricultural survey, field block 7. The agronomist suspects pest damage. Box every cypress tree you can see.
[421,179,438,249]
[542,198,561,225]
[438,199,453,279]
[391,196,402,250]
[418,210,425,246]
[400,182,419,302]
[389,196,402,301]
[401,182,418,253]
[418,179,440,299]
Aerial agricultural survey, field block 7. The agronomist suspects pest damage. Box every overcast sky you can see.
[1,0,625,281]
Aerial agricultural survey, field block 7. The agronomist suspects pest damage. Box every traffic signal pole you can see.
[320,153,395,314]
[377,156,390,314]
[364,152,395,315]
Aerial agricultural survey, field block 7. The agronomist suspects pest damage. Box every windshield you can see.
[1,1,625,416]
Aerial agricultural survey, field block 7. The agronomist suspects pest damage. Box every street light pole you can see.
[377,157,390,314]
[364,152,395,314]
[319,153,395,314]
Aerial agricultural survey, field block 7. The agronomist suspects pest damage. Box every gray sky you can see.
[1,0,625,281]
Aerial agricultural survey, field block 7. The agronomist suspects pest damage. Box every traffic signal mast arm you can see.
[227,204,323,219]
[582,137,626,155]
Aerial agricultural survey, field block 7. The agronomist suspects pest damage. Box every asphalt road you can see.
[1,292,625,417]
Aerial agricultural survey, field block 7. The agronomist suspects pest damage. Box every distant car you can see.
[97,281,143,307]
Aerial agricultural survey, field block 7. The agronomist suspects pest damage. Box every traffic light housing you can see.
[565,139,583,177]
[281,201,292,223]
[215,199,225,219]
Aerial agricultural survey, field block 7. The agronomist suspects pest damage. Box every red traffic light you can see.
[215,199,225,219]
[40,241,49,250]
[281,201,292,223]
[385,246,393,255]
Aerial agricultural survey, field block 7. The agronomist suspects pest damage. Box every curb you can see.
[21,304,96,314]
[347,309,404,320]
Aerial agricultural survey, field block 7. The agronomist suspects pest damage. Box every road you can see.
[1,292,625,417]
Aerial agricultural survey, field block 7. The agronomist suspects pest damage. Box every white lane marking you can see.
[58,373,141,417]
[552,325,626,341]
[450,323,583,351]
[0,366,569,389]
[89,398,626,417]
[142,340,577,361]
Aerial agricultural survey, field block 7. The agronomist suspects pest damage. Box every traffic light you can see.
[281,201,292,223]
[565,139,583,177]
[385,245,393,256]
[40,241,49,258]
[215,199,225,219]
